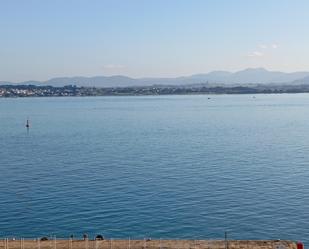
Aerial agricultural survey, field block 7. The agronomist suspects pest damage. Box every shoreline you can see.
[1,91,309,98]
[2,84,309,97]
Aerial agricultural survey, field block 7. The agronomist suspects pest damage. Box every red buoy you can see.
[297,242,304,249]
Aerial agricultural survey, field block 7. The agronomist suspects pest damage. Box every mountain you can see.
[228,68,309,84]
[45,76,137,87]
[292,75,309,85]
[2,68,309,87]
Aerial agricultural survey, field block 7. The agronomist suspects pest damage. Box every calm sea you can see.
[1,94,309,242]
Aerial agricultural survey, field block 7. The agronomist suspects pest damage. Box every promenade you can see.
[0,239,298,249]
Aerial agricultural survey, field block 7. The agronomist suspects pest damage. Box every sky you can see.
[1,0,309,82]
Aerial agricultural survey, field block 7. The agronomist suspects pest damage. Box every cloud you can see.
[247,43,279,57]
[258,43,279,49]
[103,64,125,69]
[259,44,268,49]
[247,51,264,57]
[271,43,278,49]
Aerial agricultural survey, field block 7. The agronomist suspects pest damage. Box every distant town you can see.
[1,84,309,97]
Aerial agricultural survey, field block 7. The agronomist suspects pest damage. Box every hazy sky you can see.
[1,0,309,82]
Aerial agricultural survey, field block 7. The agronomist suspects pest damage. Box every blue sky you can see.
[1,0,309,82]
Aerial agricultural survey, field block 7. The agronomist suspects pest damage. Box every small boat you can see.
[26,119,30,128]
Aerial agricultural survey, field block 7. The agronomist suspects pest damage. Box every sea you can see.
[1,94,309,242]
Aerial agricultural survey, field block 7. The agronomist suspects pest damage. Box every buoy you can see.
[26,119,30,128]
[297,242,304,249]
[95,235,104,240]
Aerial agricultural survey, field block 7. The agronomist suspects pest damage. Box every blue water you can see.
[1,94,309,242]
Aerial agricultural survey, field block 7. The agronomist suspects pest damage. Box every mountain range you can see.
[2,68,309,87]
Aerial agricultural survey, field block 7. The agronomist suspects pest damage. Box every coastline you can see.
[1,84,309,97]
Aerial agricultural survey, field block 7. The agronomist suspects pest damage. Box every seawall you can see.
[0,239,298,249]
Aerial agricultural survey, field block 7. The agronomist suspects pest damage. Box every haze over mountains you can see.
[2,68,309,87]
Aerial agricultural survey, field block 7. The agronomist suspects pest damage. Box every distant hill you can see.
[292,75,309,85]
[2,68,309,87]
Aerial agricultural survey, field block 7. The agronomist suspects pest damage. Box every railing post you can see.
[95,238,98,249]
[85,238,89,249]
